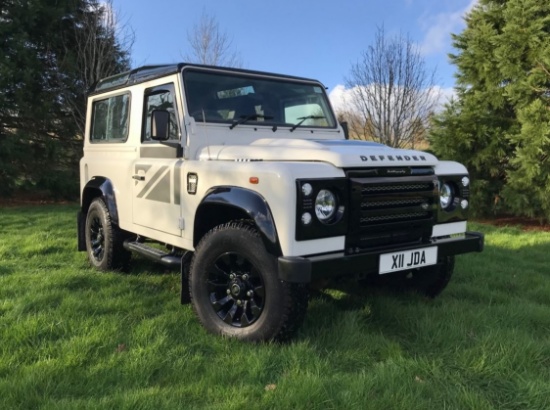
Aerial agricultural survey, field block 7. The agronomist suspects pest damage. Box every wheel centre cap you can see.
[231,283,241,296]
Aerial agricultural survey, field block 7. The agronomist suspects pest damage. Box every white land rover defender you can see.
[77,64,484,341]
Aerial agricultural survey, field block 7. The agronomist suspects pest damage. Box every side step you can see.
[123,240,182,269]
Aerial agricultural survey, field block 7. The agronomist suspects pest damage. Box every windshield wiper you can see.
[289,115,326,132]
[229,114,273,129]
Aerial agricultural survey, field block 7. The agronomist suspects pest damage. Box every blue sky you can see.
[112,0,477,108]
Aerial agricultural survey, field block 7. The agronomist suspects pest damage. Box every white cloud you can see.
[433,85,456,108]
[328,84,349,114]
[420,0,478,55]
[329,84,455,115]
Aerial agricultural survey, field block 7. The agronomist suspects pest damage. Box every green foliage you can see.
[0,130,80,199]
[429,0,550,221]
[2,205,550,408]
[0,0,130,199]
[430,98,512,216]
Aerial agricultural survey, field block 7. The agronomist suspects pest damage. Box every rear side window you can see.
[90,93,130,142]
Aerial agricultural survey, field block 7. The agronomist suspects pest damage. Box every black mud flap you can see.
[77,211,86,251]
[181,252,192,304]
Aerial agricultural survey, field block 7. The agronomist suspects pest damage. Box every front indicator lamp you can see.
[187,173,198,195]
[461,199,469,209]
[301,212,312,225]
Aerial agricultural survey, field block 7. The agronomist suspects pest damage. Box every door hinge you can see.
[178,218,185,230]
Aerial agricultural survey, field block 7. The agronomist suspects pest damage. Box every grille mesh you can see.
[353,176,436,228]
[362,198,426,208]
[361,183,433,193]
[360,212,429,223]
[346,169,437,252]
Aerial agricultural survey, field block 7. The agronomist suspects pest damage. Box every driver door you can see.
[132,83,182,237]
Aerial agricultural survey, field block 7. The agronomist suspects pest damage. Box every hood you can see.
[197,139,438,168]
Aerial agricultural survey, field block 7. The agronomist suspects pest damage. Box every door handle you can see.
[132,175,145,181]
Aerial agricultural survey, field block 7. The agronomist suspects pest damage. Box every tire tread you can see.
[190,220,308,342]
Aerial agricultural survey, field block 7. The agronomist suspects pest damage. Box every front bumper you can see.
[278,231,484,283]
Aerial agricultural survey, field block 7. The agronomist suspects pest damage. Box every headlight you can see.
[439,183,454,210]
[315,189,337,223]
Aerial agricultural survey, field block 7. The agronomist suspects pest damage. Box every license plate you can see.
[379,247,438,274]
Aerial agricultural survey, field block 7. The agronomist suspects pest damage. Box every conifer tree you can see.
[498,0,550,221]
[0,0,131,198]
[430,0,550,220]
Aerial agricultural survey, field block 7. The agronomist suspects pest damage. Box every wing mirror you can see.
[339,121,349,140]
[151,109,171,141]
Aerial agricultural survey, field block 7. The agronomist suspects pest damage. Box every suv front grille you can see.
[346,168,438,253]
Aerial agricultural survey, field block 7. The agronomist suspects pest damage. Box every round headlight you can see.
[315,189,337,223]
[440,183,454,209]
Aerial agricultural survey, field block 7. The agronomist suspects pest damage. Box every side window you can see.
[90,93,130,142]
[142,84,179,142]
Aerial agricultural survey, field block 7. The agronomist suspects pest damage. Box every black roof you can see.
[90,63,323,95]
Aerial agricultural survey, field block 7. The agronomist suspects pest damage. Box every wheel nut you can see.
[230,274,236,280]
[237,300,242,306]
[226,289,231,295]
[242,274,249,281]
[247,290,254,297]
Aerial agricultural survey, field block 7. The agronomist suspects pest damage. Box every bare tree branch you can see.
[345,26,439,148]
[183,12,242,68]
[60,0,134,137]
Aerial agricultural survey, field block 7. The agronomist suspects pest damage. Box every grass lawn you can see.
[1,204,550,409]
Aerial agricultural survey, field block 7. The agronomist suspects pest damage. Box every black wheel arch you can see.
[81,177,119,225]
[194,187,282,256]
[78,177,119,252]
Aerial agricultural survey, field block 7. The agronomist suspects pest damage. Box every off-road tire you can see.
[189,221,309,342]
[85,198,130,271]
[404,256,455,298]
[361,256,455,298]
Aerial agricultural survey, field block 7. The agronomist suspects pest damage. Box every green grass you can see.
[1,205,550,409]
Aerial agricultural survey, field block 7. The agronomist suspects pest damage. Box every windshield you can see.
[183,69,336,129]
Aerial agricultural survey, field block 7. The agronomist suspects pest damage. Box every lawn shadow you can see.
[125,254,180,276]
[0,264,15,276]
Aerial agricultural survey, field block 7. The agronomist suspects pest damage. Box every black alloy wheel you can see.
[85,198,130,271]
[189,221,309,342]
[207,252,265,327]
[89,214,106,263]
